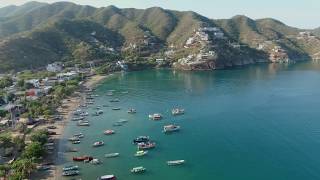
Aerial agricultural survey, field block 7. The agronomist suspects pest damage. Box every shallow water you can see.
[60,62,320,180]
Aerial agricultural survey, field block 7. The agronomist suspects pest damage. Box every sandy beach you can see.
[31,75,107,180]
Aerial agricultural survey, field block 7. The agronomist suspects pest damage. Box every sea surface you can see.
[60,62,320,180]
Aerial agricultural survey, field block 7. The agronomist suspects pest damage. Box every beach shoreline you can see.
[31,74,108,180]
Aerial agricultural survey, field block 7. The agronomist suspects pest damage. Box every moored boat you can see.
[167,160,185,166]
[104,130,115,135]
[68,137,80,141]
[62,170,79,176]
[63,165,79,171]
[72,140,81,144]
[149,113,162,120]
[73,133,84,138]
[72,116,85,121]
[163,124,181,133]
[97,175,116,180]
[172,108,185,115]
[90,158,102,165]
[134,150,148,157]
[130,166,146,173]
[133,136,150,144]
[127,108,136,114]
[77,122,90,126]
[105,153,120,158]
[93,141,105,147]
[72,156,93,162]
[137,142,156,150]
[110,99,120,102]
[112,107,121,110]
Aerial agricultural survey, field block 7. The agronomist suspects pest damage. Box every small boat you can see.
[90,158,102,165]
[110,99,120,103]
[96,106,101,110]
[163,125,180,133]
[93,141,105,147]
[97,175,117,180]
[79,112,89,116]
[104,130,115,135]
[68,137,80,141]
[102,104,109,107]
[77,122,90,126]
[127,108,136,114]
[62,170,79,176]
[73,133,84,138]
[72,117,85,121]
[112,107,121,110]
[121,91,129,94]
[72,140,81,144]
[172,108,185,115]
[97,110,103,114]
[149,113,162,120]
[105,153,120,158]
[73,156,93,162]
[113,122,123,127]
[63,165,79,171]
[130,166,146,173]
[86,101,94,105]
[138,142,156,150]
[106,92,113,96]
[117,119,128,123]
[167,160,185,166]
[133,136,150,144]
[134,150,148,157]
[65,148,78,152]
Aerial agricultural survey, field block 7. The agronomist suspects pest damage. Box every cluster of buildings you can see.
[269,46,289,63]
[185,26,225,48]
[297,31,317,40]
[124,30,159,53]
[176,50,217,66]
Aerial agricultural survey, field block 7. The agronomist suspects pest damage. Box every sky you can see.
[0,0,319,29]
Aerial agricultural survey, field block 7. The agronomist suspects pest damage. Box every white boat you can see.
[93,141,104,147]
[163,125,180,133]
[134,150,148,157]
[172,108,185,115]
[130,166,146,173]
[112,107,121,110]
[63,165,79,171]
[117,119,128,123]
[106,92,113,96]
[97,174,116,180]
[149,113,162,120]
[104,130,115,135]
[79,112,89,116]
[72,117,85,121]
[127,108,136,114]
[73,133,84,138]
[105,153,120,158]
[90,158,102,165]
[68,137,80,141]
[72,140,81,144]
[167,160,185,166]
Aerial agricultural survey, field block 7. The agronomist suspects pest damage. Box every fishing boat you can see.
[63,165,79,171]
[72,140,81,144]
[149,113,162,120]
[130,166,146,173]
[172,108,185,115]
[167,160,185,166]
[138,142,156,150]
[72,117,85,121]
[163,125,181,133]
[62,170,80,176]
[110,99,120,103]
[127,108,136,114]
[133,136,150,144]
[97,175,117,180]
[112,107,121,110]
[72,156,93,162]
[105,153,120,158]
[93,141,104,147]
[104,130,115,135]
[134,150,148,157]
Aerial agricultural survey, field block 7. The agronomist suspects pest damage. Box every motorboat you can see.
[134,150,148,157]
[113,122,123,127]
[62,170,79,176]
[130,166,146,173]
[68,137,80,141]
[93,141,105,147]
[106,92,113,96]
[90,158,102,165]
[73,133,84,138]
[138,142,156,150]
[65,148,78,152]
[72,156,93,162]
[167,160,185,166]
[127,108,136,114]
[163,125,180,133]
[133,136,150,144]
[72,117,85,121]
[149,113,162,120]
[104,130,115,135]
[97,175,116,180]
[79,112,89,116]
[63,165,79,171]
[72,140,81,144]
[117,119,128,123]
[112,107,121,110]
[77,122,90,126]
[172,108,185,115]
[110,99,120,103]
[105,153,120,158]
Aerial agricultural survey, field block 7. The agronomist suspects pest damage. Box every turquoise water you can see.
[60,62,320,180]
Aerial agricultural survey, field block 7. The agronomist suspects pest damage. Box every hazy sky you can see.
[0,0,319,29]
